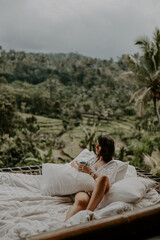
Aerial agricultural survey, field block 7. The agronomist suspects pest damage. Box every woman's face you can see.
[95,142,101,155]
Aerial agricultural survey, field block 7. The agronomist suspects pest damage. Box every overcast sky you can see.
[0,0,160,60]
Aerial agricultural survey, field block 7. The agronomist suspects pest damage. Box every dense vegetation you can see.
[0,29,160,176]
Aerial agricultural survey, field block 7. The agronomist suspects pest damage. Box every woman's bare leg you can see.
[65,192,90,221]
[65,174,110,220]
[86,174,110,211]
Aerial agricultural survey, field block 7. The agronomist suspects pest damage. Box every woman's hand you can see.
[71,161,92,176]
[78,162,90,174]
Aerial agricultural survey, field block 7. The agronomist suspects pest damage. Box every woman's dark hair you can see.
[97,135,115,163]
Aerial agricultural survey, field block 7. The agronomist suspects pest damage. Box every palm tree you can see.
[127,28,160,124]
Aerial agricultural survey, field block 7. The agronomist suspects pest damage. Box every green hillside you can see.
[0,44,160,176]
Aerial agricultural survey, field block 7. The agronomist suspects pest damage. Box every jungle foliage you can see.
[0,29,160,176]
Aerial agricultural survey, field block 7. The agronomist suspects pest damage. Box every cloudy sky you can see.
[0,0,160,60]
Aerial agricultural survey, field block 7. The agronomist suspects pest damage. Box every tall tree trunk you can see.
[153,97,160,125]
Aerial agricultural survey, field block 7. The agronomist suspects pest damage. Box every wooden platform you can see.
[1,165,160,240]
[28,203,160,240]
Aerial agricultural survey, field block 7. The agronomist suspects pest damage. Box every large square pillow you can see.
[124,164,137,178]
[97,177,155,209]
[114,160,129,182]
[40,163,95,196]
[101,160,129,185]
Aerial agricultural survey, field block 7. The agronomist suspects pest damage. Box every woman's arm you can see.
[78,163,99,180]
[71,160,98,179]
[71,160,79,169]
[87,166,99,180]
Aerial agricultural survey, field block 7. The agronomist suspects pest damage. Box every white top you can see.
[74,149,125,185]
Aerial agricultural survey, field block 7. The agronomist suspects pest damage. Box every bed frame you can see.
[1,165,160,240]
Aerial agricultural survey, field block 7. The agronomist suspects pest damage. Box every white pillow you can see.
[40,163,95,196]
[72,148,96,163]
[104,160,129,184]
[114,161,129,182]
[97,177,155,209]
[124,164,137,178]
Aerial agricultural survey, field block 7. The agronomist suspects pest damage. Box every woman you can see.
[65,135,116,220]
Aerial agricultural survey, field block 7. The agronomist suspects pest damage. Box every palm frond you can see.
[126,55,141,74]
[153,28,160,69]
[127,55,152,83]
[135,37,150,52]
[140,61,153,83]
[150,42,158,71]
[135,34,159,73]
[153,27,160,43]
[135,100,146,116]
[130,87,152,117]
[128,28,160,121]
[153,70,160,84]
[129,87,147,103]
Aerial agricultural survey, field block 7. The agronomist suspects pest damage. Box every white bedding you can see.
[0,171,160,240]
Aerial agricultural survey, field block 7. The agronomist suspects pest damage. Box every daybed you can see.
[0,164,160,240]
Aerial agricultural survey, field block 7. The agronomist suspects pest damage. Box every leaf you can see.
[129,88,146,103]
[135,37,150,52]
[130,87,151,102]
[80,124,89,136]
[37,148,48,159]
[127,55,151,83]
[25,157,39,162]
[153,28,160,45]
[143,153,157,169]
[151,42,158,71]
[130,87,152,117]
[47,145,53,159]
[135,99,146,117]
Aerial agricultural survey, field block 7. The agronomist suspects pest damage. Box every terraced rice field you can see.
[20,113,136,161]
[21,113,63,135]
